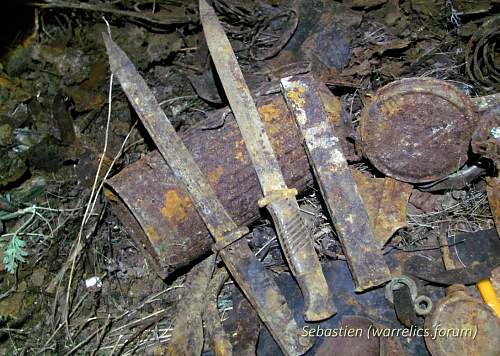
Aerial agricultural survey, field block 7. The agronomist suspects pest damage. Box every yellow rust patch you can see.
[161,190,192,223]
[145,225,162,244]
[286,84,306,107]
[257,102,283,138]
[234,139,247,163]
[380,95,405,117]
[207,166,224,185]
[258,102,282,123]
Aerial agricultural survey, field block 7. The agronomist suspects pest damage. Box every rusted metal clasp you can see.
[212,226,249,253]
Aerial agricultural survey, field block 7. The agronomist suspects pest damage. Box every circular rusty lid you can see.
[424,286,500,356]
[360,78,478,183]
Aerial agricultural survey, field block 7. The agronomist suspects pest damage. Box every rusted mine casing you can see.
[359,78,478,183]
[106,95,312,276]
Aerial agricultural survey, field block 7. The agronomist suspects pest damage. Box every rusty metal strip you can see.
[200,0,335,321]
[103,34,313,355]
[203,269,232,356]
[487,174,500,237]
[281,74,391,291]
[167,255,214,356]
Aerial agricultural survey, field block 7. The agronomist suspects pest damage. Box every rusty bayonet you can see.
[199,0,336,321]
[102,34,313,355]
[281,75,392,291]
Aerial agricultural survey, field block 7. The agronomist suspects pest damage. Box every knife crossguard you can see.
[258,188,298,208]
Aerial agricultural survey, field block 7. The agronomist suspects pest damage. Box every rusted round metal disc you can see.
[360,78,478,183]
[424,287,500,356]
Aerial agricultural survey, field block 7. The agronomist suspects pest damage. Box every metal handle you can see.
[267,197,337,321]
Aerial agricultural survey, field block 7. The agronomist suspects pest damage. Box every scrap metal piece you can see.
[447,229,500,269]
[359,78,478,183]
[393,283,419,327]
[413,261,500,286]
[471,93,499,161]
[465,15,500,91]
[203,269,233,356]
[226,289,261,356]
[281,75,391,291]
[425,284,500,356]
[167,255,214,356]
[351,171,411,248]
[487,176,500,236]
[200,0,335,321]
[385,275,432,326]
[373,178,412,248]
[418,165,486,192]
[103,35,313,355]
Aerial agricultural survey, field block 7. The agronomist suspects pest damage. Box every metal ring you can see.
[414,295,433,316]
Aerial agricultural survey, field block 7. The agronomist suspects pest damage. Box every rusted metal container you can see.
[106,95,313,276]
[359,78,478,183]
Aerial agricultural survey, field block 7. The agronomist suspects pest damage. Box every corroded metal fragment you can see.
[465,15,500,91]
[486,175,500,237]
[200,0,335,321]
[203,269,232,356]
[352,171,412,248]
[360,78,478,183]
[167,255,214,356]
[281,74,391,291]
[471,93,499,161]
[104,34,313,356]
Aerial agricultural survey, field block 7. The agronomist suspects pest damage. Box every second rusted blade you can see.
[281,74,392,291]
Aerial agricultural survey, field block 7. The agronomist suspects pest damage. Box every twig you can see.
[32,1,193,29]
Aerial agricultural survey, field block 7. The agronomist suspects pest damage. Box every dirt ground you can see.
[0,0,498,355]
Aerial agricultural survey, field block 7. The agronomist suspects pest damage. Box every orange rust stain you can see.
[145,225,161,244]
[161,190,192,223]
[207,167,224,185]
[258,102,283,137]
[258,103,281,123]
[234,140,247,163]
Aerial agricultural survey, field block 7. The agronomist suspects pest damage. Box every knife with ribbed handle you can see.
[199,0,336,321]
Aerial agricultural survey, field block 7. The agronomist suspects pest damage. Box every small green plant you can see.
[1,205,56,273]
[2,233,28,273]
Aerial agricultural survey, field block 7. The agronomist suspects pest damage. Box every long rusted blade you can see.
[200,0,336,321]
[281,75,392,291]
[102,34,313,355]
